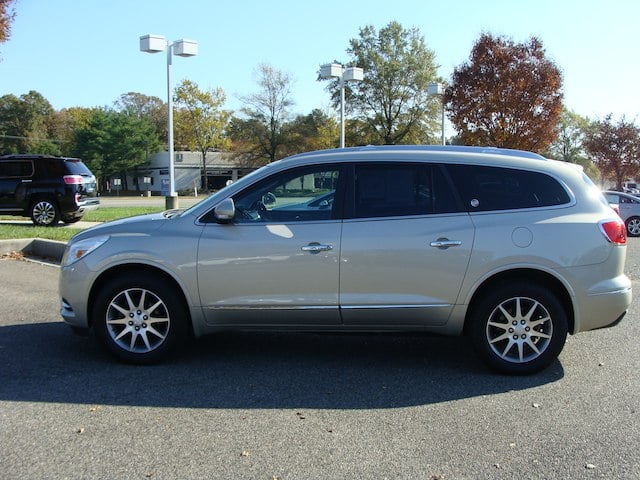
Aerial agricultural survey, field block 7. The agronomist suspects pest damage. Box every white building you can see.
[109,151,257,194]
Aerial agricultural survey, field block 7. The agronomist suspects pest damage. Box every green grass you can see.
[83,206,163,222]
[0,207,165,242]
[0,225,83,241]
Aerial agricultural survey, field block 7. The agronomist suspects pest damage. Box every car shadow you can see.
[0,322,564,409]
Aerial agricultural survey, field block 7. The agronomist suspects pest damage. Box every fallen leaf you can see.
[240,450,250,457]
[586,464,596,470]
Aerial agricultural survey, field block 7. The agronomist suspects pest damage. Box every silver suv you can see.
[59,146,632,374]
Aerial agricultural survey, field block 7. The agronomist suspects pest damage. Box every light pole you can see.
[140,34,198,209]
[427,82,446,146]
[320,63,364,148]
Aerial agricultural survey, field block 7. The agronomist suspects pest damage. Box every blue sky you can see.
[1,0,638,124]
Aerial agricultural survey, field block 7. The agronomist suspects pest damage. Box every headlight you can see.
[62,235,109,267]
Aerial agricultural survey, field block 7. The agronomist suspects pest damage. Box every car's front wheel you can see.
[469,282,568,375]
[92,274,188,364]
[626,217,640,237]
[30,198,60,226]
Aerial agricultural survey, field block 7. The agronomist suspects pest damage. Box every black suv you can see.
[0,154,99,226]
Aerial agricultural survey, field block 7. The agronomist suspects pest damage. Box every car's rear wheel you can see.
[469,282,568,375]
[626,217,640,237]
[92,274,187,364]
[30,198,60,226]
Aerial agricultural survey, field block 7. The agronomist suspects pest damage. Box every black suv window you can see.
[0,160,34,178]
[44,158,92,177]
[446,164,571,212]
[352,163,460,218]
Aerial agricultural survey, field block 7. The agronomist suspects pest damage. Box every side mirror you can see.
[213,198,235,222]
[262,192,276,206]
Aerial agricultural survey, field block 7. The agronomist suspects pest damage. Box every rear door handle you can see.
[430,238,462,250]
[301,242,333,254]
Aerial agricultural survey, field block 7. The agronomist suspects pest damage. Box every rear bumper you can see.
[573,280,632,333]
[63,198,100,218]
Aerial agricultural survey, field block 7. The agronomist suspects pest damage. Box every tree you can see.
[329,21,440,145]
[174,79,231,190]
[445,33,563,152]
[49,107,97,156]
[239,63,295,163]
[546,108,589,163]
[0,0,16,53]
[114,92,167,144]
[74,109,161,191]
[286,109,339,154]
[0,90,59,154]
[583,115,640,191]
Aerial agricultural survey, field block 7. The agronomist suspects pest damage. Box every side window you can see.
[353,163,460,219]
[0,160,34,178]
[232,166,342,223]
[446,164,571,212]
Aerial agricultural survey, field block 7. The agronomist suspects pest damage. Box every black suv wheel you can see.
[30,198,61,226]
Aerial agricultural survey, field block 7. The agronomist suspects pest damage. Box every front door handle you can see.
[301,242,333,254]
[430,238,462,250]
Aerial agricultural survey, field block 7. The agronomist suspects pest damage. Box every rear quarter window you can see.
[446,164,571,212]
[45,159,93,177]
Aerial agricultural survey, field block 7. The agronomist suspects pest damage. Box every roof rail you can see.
[289,145,546,161]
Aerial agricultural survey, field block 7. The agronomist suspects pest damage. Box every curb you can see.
[0,238,66,264]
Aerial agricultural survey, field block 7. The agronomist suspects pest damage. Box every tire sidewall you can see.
[469,282,568,375]
[92,274,187,364]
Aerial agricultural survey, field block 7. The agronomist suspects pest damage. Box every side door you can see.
[0,159,33,213]
[197,164,345,326]
[339,162,475,326]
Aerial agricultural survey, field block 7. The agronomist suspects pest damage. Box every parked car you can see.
[0,154,99,226]
[59,146,631,374]
[603,190,640,237]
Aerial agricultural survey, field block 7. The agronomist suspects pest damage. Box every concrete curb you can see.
[0,238,66,264]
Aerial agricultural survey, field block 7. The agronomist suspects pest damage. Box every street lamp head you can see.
[427,82,444,96]
[139,34,166,53]
[319,63,343,79]
[319,63,364,82]
[173,39,198,57]
[343,67,364,82]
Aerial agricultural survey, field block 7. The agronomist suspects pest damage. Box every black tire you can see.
[92,274,188,364]
[626,216,640,237]
[30,198,60,226]
[469,282,568,375]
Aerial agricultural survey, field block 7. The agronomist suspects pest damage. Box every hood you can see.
[69,212,171,243]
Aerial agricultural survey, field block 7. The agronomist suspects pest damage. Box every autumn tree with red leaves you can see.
[583,115,640,191]
[0,0,16,46]
[445,33,563,152]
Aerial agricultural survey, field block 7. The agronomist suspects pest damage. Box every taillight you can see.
[600,219,627,245]
[63,175,83,185]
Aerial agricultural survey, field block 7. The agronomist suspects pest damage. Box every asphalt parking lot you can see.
[1,241,639,479]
